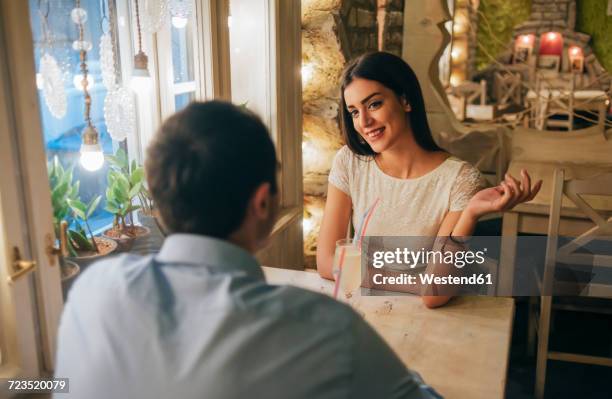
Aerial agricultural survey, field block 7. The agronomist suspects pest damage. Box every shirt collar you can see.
[156,234,264,279]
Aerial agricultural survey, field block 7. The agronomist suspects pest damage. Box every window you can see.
[228,0,276,138]
[29,0,122,232]
[156,0,203,117]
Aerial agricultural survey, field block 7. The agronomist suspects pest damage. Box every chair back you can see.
[545,169,612,297]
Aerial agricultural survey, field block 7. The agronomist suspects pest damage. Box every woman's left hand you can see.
[464,169,543,219]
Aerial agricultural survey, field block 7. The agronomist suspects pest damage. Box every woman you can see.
[316,52,541,308]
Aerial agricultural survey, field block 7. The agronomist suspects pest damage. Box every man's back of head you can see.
[146,101,278,247]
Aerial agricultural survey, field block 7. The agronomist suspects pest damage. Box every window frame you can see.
[156,0,204,118]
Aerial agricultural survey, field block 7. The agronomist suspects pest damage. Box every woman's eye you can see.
[350,110,359,118]
[368,100,382,110]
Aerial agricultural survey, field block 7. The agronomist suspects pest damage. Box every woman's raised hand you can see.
[464,169,543,219]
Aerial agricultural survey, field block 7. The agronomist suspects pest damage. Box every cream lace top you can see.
[328,146,487,238]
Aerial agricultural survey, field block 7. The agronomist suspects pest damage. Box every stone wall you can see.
[377,0,405,56]
[301,0,404,266]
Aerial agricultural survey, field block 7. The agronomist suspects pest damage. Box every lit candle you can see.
[539,32,563,55]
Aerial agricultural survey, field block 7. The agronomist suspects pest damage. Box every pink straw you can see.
[332,197,381,299]
[358,198,380,248]
[332,247,346,299]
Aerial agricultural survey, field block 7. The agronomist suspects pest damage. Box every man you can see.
[54,101,439,398]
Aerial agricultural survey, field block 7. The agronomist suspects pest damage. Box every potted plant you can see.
[103,148,150,251]
[134,181,165,252]
[47,157,117,291]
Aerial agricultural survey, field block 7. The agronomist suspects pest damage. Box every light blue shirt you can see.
[55,234,439,398]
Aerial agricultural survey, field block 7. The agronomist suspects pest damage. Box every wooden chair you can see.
[532,73,576,131]
[493,70,522,107]
[535,168,612,399]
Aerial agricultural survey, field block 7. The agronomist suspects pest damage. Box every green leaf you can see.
[116,148,128,171]
[68,229,93,251]
[131,159,137,175]
[86,195,101,218]
[128,181,142,199]
[117,173,130,192]
[69,181,80,200]
[131,167,144,186]
[67,199,86,221]
[54,156,63,177]
[112,183,128,203]
[51,181,69,205]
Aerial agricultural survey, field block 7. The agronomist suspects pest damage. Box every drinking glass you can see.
[332,238,362,298]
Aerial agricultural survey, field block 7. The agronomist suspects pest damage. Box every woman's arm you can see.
[316,184,352,280]
[423,169,542,308]
[420,211,467,308]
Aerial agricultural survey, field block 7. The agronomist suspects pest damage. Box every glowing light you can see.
[569,46,582,57]
[302,139,317,163]
[73,74,94,91]
[130,75,151,93]
[302,217,314,235]
[546,32,560,41]
[518,34,534,45]
[451,49,461,60]
[301,63,314,85]
[36,73,44,90]
[171,15,188,29]
[80,143,104,171]
[450,74,462,87]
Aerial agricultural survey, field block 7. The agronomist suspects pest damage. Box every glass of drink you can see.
[332,238,362,299]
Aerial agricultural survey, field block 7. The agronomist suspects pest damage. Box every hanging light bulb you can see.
[170,0,191,29]
[131,0,152,93]
[80,125,104,171]
[171,15,188,28]
[73,0,104,172]
[73,73,95,91]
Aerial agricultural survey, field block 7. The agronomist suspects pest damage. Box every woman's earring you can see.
[358,136,366,144]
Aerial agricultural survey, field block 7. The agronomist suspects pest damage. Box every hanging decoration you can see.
[170,0,191,29]
[140,0,169,33]
[104,89,135,141]
[99,0,135,141]
[73,0,104,172]
[38,0,67,119]
[99,32,116,91]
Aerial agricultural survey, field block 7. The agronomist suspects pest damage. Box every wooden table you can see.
[263,266,515,399]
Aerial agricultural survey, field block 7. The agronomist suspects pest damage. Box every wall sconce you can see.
[568,45,584,73]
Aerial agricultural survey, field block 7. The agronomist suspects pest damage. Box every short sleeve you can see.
[328,146,351,195]
[449,163,487,212]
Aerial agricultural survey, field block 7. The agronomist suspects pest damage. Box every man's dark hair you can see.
[146,101,278,238]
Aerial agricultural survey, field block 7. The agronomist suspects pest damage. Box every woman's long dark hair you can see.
[340,52,443,156]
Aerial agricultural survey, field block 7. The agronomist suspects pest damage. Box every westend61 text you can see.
[371,273,494,286]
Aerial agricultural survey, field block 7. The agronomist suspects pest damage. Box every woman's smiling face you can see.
[343,78,411,154]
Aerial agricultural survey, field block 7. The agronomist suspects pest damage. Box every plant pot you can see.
[66,236,118,272]
[135,210,165,254]
[103,225,150,252]
[60,260,80,300]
